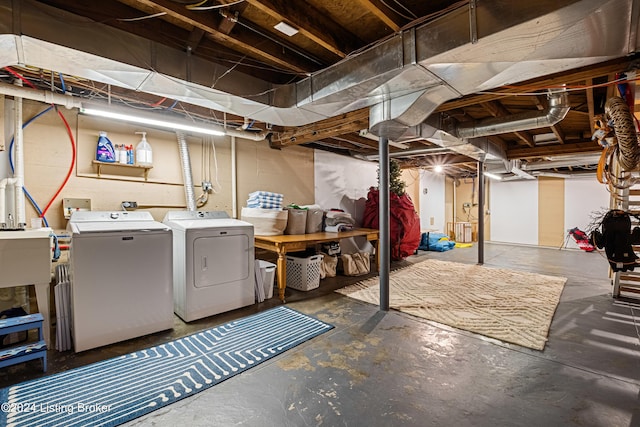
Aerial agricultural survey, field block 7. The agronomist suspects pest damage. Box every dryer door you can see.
[193,232,251,288]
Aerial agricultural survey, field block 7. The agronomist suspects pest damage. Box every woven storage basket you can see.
[241,207,288,236]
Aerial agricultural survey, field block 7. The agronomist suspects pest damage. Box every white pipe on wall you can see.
[226,128,268,141]
[452,178,457,224]
[0,81,81,110]
[0,179,5,226]
[231,136,237,218]
[13,82,25,228]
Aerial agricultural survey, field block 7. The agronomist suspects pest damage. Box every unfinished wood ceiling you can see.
[18,0,640,177]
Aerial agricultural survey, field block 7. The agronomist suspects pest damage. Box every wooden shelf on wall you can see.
[92,160,153,181]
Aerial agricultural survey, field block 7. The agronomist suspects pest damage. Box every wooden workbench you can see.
[254,228,379,302]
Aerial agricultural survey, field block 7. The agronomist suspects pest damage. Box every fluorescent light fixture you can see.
[483,172,502,180]
[80,106,226,136]
[274,21,299,36]
[533,132,557,143]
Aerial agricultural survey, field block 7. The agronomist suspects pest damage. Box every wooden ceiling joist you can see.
[355,0,403,31]
[271,108,370,146]
[127,0,315,73]
[245,0,359,58]
[186,27,206,51]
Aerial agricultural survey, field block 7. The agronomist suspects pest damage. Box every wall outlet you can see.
[122,201,138,209]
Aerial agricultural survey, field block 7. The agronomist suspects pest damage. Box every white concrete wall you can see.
[313,150,377,225]
[490,179,539,245]
[563,177,610,249]
[419,171,446,233]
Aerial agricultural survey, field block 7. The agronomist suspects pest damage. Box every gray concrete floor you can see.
[2,242,640,426]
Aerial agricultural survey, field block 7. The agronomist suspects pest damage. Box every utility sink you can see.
[0,228,53,347]
[0,228,52,287]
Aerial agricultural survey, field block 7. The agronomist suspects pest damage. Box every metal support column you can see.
[477,160,485,265]
[379,136,390,311]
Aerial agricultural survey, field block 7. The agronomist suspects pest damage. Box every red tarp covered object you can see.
[362,187,421,261]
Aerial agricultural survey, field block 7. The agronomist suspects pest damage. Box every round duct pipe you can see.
[176,132,197,211]
[455,91,570,139]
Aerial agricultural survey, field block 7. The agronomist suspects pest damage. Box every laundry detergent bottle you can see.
[135,131,153,166]
[96,131,116,163]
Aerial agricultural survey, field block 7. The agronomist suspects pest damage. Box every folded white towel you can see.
[248,191,283,199]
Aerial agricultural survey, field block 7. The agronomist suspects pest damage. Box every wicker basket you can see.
[286,254,323,291]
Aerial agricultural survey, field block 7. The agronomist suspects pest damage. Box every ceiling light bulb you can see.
[434,165,443,173]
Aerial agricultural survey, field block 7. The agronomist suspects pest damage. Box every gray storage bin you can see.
[284,208,307,235]
[306,209,324,233]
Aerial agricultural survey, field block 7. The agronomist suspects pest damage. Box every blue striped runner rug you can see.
[0,306,333,427]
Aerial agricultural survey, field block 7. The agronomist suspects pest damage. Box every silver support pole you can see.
[379,136,390,311]
[477,160,485,265]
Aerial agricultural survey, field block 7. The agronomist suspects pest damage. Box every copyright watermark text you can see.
[1,402,112,414]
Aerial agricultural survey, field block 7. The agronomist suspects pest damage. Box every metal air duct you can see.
[379,90,570,163]
[0,0,635,132]
[454,91,570,140]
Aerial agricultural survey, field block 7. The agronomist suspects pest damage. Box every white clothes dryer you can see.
[163,211,255,322]
[68,211,173,352]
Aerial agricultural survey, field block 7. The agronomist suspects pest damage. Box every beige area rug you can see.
[336,259,567,350]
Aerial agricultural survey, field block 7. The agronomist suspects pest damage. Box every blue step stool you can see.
[0,313,47,372]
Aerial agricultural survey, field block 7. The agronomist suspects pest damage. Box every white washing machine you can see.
[163,211,255,322]
[68,211,173,352]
